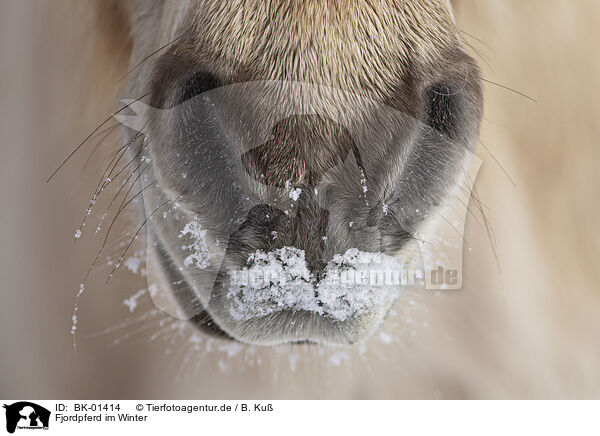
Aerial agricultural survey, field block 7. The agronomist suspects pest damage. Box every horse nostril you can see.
[175,70,221,106]
[424,83,463,140]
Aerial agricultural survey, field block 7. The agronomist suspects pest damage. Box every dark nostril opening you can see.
[424,83,463,140]
[175,71,221,106]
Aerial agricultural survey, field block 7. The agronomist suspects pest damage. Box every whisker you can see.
[103,149,145,214]
[46,93,149,183]
[82,178,158,284]
[94,149,147,236]
[116,162,150,213]
[99,129,148,193]
[118,34,186,83]
[101,144,145,192]
[77,147,128,237]
[481,77,537,103]
[107,196,180,283]
[98,139,133,192]
[84,308,161,339]
[470,185,502,278]
[76,134,140,237]
[479,139,517,187]
[461,39,493,71]
[459,29,495,52]
[80,123,121,174]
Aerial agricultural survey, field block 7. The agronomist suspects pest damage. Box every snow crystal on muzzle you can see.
[226,247,404,322]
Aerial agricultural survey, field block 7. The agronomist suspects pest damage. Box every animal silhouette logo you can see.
[2,402,50,434]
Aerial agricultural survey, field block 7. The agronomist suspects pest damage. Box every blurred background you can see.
[1,0,599,399]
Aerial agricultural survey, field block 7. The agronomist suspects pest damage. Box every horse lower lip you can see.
[221,246,402,323]
[204,308,379,346]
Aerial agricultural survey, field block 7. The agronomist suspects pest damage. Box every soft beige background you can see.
[1,0,599,399]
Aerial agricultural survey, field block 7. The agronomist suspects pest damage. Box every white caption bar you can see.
[1,400,598,436]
